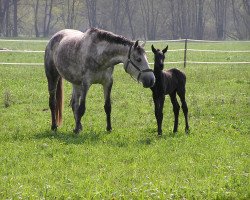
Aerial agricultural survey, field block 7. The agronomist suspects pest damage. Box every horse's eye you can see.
[137,58,142,62]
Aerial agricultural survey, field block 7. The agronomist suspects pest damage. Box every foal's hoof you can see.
[157,131,162,136]
[106,126,112,132]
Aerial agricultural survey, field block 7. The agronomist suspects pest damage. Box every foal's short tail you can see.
[56,77,64,126]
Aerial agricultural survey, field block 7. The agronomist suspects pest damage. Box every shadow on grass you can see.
[34,127,191,147]
[145,127,190,139]
[34,129,107,145]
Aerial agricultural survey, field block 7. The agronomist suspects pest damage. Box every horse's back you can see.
[166,68,186,84]
[162,68,186,94]
[45,29,92,84]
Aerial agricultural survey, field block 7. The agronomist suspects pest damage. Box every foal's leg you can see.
[103,79,113,131]
[153,95,165,135]
[177,89,189,133]
[72,83,90,134]
[170,92,180,133]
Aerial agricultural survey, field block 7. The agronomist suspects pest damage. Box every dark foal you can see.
[151,45,189,135]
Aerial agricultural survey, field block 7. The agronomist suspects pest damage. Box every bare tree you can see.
[66,0,77,29]
[214,0,228,40]
[43,0,53,37]
[195,0,205,39]
[0,0,10,36]
[34,0,40,37]
[125,0,136,39]
[86,0,97,27]
[13,0,18,37]
[139,0,159,40]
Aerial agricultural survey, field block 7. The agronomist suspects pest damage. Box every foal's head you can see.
[151,45,168,71]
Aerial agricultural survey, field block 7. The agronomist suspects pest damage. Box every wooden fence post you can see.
[184,39,188,68]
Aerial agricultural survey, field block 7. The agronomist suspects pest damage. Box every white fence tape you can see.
[0,49,44,53]
[1,61,249,66]
[1,49,249,53]
[0,39,48,43]
[0,38,249,66]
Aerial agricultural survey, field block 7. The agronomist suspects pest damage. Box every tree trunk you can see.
[214,0,228,40]
[66,0,76,29]
[13,0,18,37]
[125,0,135,39]
[34,0,40,37]
[196,0,205,39]
[139,0,158,40]
[43,0,53,37]
[86,0,97,27]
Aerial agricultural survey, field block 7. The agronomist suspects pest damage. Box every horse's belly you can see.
[56,63,83,85]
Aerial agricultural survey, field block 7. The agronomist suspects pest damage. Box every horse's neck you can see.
[153,66,163,79]
[100,43,129,65]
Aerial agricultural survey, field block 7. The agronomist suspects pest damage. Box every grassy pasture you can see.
[0,39,249,199]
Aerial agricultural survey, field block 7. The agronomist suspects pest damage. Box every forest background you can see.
[0,0,249,40]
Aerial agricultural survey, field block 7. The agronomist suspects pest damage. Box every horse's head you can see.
[124,40,155,88]
[151,45,168,71]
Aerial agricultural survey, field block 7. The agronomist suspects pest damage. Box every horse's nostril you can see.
[151,79,155,87]
[143,78,155,88]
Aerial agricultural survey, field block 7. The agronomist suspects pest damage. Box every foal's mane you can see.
[89,27,133,46]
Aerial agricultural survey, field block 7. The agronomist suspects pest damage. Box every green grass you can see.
[0,40,249,199]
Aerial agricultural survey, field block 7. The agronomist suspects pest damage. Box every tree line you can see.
[0,0,249,40]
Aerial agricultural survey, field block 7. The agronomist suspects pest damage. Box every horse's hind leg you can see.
[170,92,180,133]
[103,79,113,131]
[45,63,60,131]
[177,88,189,133]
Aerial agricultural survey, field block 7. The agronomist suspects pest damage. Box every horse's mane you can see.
[89,27,133,46]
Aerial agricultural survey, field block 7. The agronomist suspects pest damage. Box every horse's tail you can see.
[56,76,64,126]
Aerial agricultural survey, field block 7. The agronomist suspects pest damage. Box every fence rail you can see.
[0,38,250,66]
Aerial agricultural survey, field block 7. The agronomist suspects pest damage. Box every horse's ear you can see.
[162,45,168,54]
[140,41,146,48]
[151,45,157,54]
[134,40,139,48]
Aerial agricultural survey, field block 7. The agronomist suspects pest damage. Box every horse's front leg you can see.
[103,78,113,132]
[72,83,90,134]
[153,95,165,135]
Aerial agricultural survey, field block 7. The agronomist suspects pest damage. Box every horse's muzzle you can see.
[140,72,155,88]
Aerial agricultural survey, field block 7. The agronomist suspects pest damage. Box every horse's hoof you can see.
[73,128,80,134]
[73,128,82,135]
[74,124,82,134]
[51,125,57,131]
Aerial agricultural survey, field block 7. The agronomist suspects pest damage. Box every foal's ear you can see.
[162,45,168,54]
[134,40,139,48]
[151,45,157,54]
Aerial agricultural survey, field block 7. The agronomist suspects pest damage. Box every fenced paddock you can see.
[0,38,250,67]
[0,39,249,199]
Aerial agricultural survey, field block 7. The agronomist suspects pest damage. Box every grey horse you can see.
[44,28,155,133]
